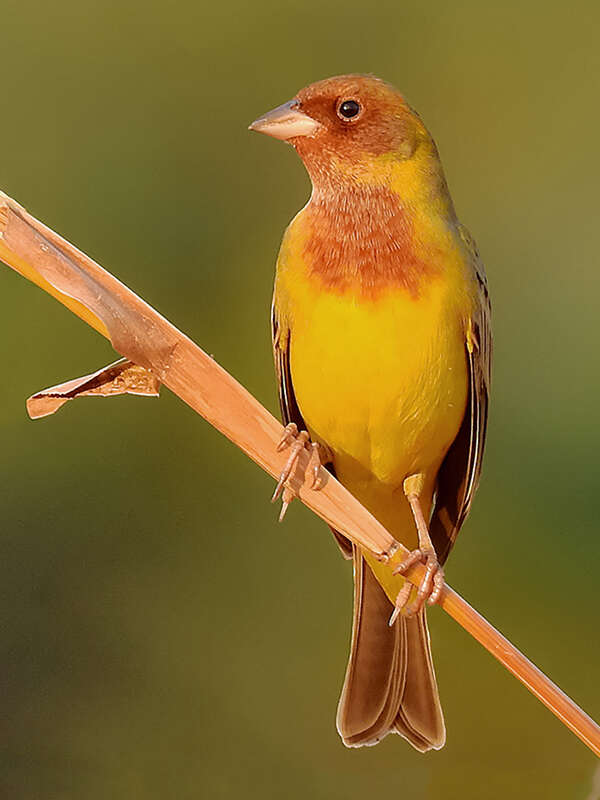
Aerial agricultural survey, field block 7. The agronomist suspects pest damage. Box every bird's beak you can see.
[248,100,322,141]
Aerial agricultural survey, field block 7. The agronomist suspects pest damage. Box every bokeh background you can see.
[1,0,599,797]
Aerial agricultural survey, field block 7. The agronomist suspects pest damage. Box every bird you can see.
[249,75,491,752]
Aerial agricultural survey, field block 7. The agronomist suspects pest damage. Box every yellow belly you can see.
[280,270,469,558]
[289,277,467,468]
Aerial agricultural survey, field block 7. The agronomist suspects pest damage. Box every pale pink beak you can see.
[249,100,322,141]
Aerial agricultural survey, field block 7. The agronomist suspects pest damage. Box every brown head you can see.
[250,76,453,298]
[249,74,436,189]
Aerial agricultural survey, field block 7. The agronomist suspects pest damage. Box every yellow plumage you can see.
[253,74,491,750]
[275,223,472,600]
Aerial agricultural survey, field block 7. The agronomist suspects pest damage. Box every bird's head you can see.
[249,74,437,190]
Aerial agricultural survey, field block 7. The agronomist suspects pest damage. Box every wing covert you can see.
[429,227,492,564]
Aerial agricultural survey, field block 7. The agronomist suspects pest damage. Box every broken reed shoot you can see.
[1,190,598,759]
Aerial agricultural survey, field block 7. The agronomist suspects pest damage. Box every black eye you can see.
[337,99,361,120]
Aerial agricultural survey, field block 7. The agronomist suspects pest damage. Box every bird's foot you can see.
[389,547,445,624]
[271,423,327,521]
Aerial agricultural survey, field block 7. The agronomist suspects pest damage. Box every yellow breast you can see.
[278,261,469,487]
[273,203,476,600]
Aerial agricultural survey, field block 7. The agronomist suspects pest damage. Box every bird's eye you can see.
[337,99,361,120]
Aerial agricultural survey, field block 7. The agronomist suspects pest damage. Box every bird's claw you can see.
[277,486,295,522]
[276,422,303,454]
[307,441,326,490]
[388,581,413,626]
[389,548,445,622]
[272,423,326,520]
[272,424,309,503]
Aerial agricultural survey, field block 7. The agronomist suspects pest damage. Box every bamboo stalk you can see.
[1,191,598,758]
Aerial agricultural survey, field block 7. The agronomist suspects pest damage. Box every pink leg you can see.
[390,475,445,620]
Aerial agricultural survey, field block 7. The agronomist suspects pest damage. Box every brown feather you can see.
[429,225,492,563]
[337,549,406,746]
[393,607,445,750]
[300,186,440,299]
[294,74,423,159]
[337,547,445,750]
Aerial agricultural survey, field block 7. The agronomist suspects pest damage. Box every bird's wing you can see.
[271,298,304,430]
[429,227,492,564]
[271,298,353,559]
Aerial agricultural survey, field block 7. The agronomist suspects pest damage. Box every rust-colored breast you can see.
[302,185,440,299]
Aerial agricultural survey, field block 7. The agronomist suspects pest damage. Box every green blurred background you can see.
[1,0,599,797]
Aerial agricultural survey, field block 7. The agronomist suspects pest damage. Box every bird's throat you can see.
[300,182,441,299]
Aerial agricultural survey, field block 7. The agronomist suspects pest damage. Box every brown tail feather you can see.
[337,548,445,751]
[394,609,446,750]
[336,551,406,746]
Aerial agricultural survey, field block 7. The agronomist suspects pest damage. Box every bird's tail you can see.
[336,547,446,751]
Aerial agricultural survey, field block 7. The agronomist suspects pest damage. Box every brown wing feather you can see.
[271,299,304,429]
[271,300,353,559]
[429,227,492,564]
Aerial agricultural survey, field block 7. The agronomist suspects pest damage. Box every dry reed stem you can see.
[26,358,160,418]
[1,190,598,758]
